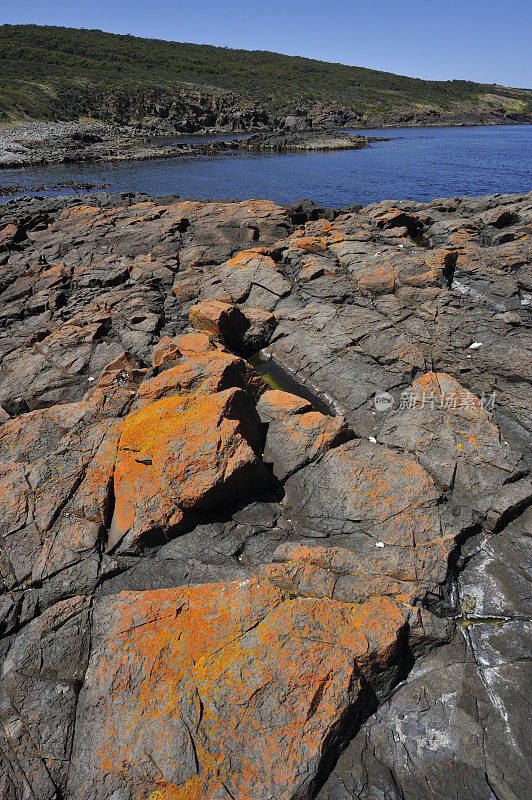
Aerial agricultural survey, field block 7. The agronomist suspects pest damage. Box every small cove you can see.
[1,124,530,207]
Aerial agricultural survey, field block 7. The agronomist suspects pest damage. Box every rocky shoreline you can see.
[0,121,391,169]
[0,111,528,171]
[0,189,530,800]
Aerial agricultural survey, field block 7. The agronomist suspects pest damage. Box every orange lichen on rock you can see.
[136,347,261,407]
[285,220,345,255]
[334,444,439,536]
[69,577,407,800]
[411,372,487,418]
[260,542,419,604]
[378,372,524,519]
[222,248,272,269]
[256,388,312,420]
[189,298,242,338]
[109,387,269,550]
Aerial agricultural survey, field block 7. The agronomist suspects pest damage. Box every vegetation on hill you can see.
[1,24,531,123]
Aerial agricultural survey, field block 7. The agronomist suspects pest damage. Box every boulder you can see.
[109,387,271,551]
[189,298,277,355]
[257,389,352,479]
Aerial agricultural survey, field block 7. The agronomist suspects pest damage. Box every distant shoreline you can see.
[0,124,390,170]
[1,118,529,171]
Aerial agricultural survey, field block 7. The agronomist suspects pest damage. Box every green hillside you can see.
[1,24,531,123]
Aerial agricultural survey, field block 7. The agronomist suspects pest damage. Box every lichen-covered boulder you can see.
[68,578,409,800]
[109,387,271,551]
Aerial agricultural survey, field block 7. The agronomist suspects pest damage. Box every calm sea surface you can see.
[1,124,531,207]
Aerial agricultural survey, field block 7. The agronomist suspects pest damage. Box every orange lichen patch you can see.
[110,388,267,548]
[296,220,343,238]
[344,257,396,293]
[53,204,117,233]
[454,247,491,275]
[151,336,182,369]
[287,235,330,253]
[497,232,531,257]
[151,332,222,371]
[0,222,26,252]
[176,332,218,354]
[145,777,211,800]
[0,401,85,463]
[77,577,403,800]
[359,262,396,293]
[165,200,205,218]
[411,372,488,418]
[279,410,345,453]
[259,555,417,605]
[175,332,214,353]
[401,250,447,287]
[389,336,427,370]
[0,222,18,238]
[273,543,418,582]
[69,420,121,524]
[33,261,72,290]
[299,264,324,280]
[446,227,480,250]
[223,248,272,269]
[296,441,442,550]
[411,376,496,454]
[257,392,350,479]
[214,251,291,309]
[234,199,284,217]
[86,581,279,790]
[259,561,338,599]
[297,254,329,280]
[379,371,522,518]
[137,349,260,408]
[189,298,232,328]
[57,204,101,221]
[257,389,312,418]
[31,513,101,584]
[338,452,437,526]
[128,201,159,210]
[188,299,243,342]
[349,595,408,666]
[370,209,413,230]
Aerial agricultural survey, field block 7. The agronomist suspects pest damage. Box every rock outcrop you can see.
[235,130,390,152]
[0,189,530,800]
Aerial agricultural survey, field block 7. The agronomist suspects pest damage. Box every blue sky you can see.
[2,0,531,88]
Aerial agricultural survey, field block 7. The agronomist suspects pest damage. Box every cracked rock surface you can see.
[0,190,530,800]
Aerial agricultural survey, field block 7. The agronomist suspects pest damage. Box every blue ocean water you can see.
[1,124,531,207]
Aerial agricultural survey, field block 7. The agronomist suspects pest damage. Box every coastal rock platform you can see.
[0,189,530,800]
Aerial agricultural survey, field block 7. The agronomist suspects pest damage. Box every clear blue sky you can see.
[2,0,531,88]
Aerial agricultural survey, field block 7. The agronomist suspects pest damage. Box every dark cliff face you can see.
[53,83,281,131]
[0,190,530,800]
[46,83,532,130]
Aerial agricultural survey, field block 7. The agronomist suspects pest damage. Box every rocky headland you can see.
[0,189,530,800]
